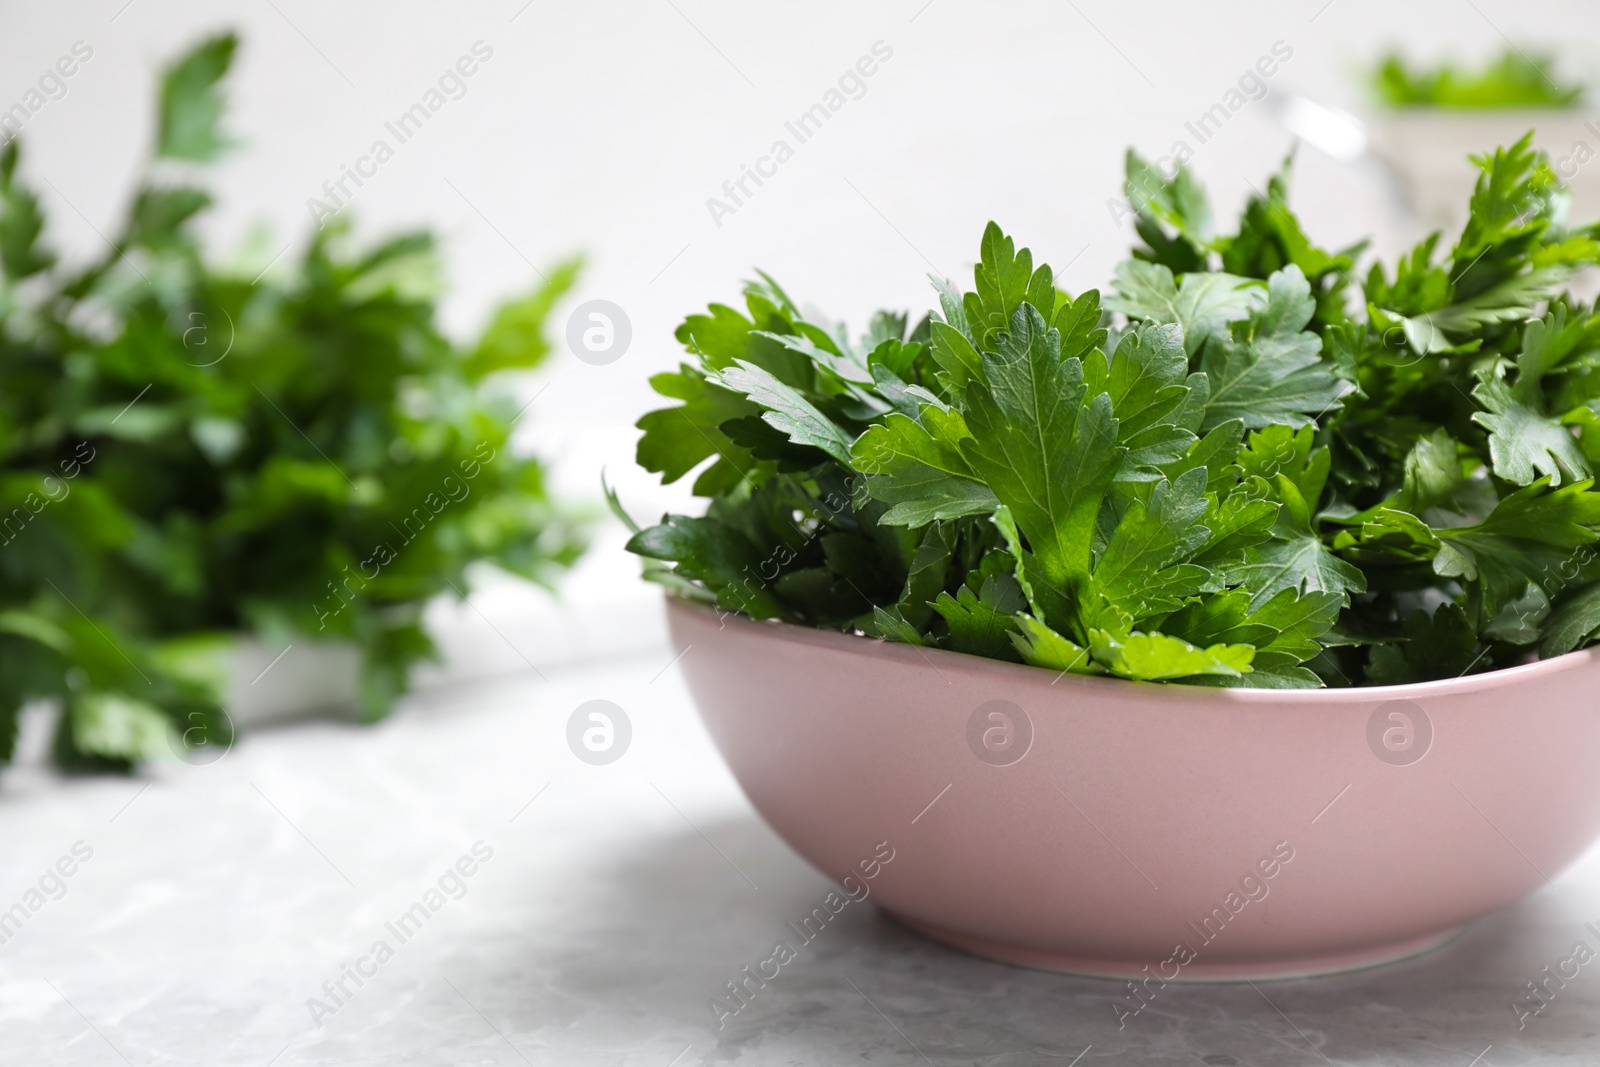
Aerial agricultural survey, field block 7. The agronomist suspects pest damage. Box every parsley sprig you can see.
[1374,48,1584,110]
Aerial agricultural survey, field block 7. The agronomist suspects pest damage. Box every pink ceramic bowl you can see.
[667,598,1600,980]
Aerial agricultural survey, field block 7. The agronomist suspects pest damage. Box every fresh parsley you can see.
[623,133,1600,688]
[0,34,584,773]
[1374,48,1584,110]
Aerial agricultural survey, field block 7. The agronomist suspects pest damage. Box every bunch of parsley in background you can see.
[621,132,1600,688]
[0,34,584,772]
[1374,47,1583,109]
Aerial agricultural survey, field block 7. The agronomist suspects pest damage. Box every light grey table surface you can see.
[1,643,1597,1067]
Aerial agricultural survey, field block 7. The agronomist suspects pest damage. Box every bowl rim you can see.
[666,595,1600,707]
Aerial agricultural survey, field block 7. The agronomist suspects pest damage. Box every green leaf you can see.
[1366,605,1481,685]
[127,186,211,247]
[635,368,757,486]
[1191,487,1278,564]
[1157,417,1245,493]
[1086,322,1200,476]
[933,580,1024,662]
[1106,260,1261,356]
[626,515,784,617]
[1227,534,1367,607]
[1338,506,1443,565]
[1456,132,1554,263]
[714,360,855,466]
[961,304,1124,591]
[1237,423,1331,512]
[1011,614,1099,674]
[158,32,239,161]
[1198,266,1350,431]
[928,319,985,388]
[1090,629,1254,681]
[0,141,54,280]
[1051,288,1109,363]
[1125,150,1212,272]
[1165,587,1340,659]
[1396,429,1468,514]
[1434,478,1600,614]
[0,609,73,654]
[1513,305,1592,402]
[852,408,997,526]
[965,221,1057,349]
[1472,374,1590,486]
[69,692,173,761]
[466,258,581,379]
[1483,582,1551,644]
[893,523,956,629]
[1542,582,1600,656]
[1400,266,1574,349]
[870,605,927,645]
[1090,468,1211,623]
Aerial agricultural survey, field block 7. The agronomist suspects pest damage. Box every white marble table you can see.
[2,638,1598,1067]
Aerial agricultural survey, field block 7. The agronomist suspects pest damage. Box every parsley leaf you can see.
[1106,260,1261,357]
[1198,266,1351,431]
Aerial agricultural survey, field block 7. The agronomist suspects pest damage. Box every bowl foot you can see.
[887,913,1467,982]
